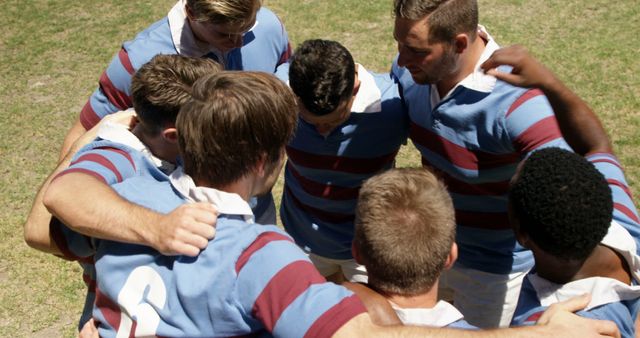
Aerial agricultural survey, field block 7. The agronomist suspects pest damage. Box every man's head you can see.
[393,0,478,84]
[509,148,612,264]
[288,39,358,136]
[177,71,297,195]
[131,54,221,162]
[185,0,261,53]
[353,168,457,296]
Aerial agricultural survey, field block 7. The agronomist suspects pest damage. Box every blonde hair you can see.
[354,168,456,296]
[186,0,261,26]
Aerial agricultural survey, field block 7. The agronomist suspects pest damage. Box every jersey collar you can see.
[528,221,640,311]
[390,300,464,327]
[169,166,255,223]
[167,0,223,59]
[351,64,382,113]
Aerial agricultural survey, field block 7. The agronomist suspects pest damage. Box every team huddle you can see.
[23,0,639,337]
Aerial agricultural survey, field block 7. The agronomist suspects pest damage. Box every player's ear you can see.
[352,72,361,97]
[185,3,196,20]
[444,243,458,270]
[453,33,469,54]
[254,154,268,178]
[162,127,178,144]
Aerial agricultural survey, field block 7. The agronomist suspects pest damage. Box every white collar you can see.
[351,64,382,113]
[431,25,499,105]
[96,118,175,173]
[390,300,464,327]
[169,167,254,223]
[528,221,640,311]
[167,0,222,58]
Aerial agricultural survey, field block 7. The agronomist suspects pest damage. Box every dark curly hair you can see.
[288,39,355,116]
[509,148,612,261]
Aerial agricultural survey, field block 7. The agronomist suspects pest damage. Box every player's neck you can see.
[382,283,439,309]
[436,35,486,99]
[132,125,176,163]
[193,176,254,203]
[535,244,632,285]
[574,244,632,284]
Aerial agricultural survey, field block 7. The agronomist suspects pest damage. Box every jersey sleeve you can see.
[50,217,96,261]
[54,146,138,186]
[80,48,136,129]
[505,89,572,155]
[234,231,366,337]
[587,153,640,248]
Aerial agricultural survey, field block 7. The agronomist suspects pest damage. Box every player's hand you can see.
[537,294,620,338]
[150,202,218,256]
[480,45,556,90]
[78,318,99,338]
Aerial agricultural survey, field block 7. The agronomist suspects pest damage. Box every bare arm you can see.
[481,45,612,156]
[43,172,218,256]
[341,282,401,326]
[59,118,87,162]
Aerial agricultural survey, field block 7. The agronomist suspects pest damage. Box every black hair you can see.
[288,39,355,116]
[510,148,612,261]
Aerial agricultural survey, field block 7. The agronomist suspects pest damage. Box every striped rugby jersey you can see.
[280,64,409,259]
[392,30,571,274]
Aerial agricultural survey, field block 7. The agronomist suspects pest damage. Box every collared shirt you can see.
[97,118,175,174]
[169,166,254,223]
[528,221,640,311]
[167,0,221,59]
[390,300,465,327]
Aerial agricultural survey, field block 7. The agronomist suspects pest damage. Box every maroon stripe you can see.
[118,48,135,75]
[98,71,132,111]
[54,168,108,185]
[455,209,511,230]
[278,42,292,65]
[506,89,544,117]
[287,163,360,200]
[70,153,124,182]
[236,232,293,273]
[512,116,563,154]
[304,294,366,338]
[607,179,633,199]
[252,261,325,332]
[615,202,640,224]
[95,287,121,332]
[286,187,354,224]
[286,146,398,175]
[410,121,520,171]
[80,100,101,130]
[429,164,510,195]
[525,310,544,323]
[590,156,623,170]
[94,146,137,172]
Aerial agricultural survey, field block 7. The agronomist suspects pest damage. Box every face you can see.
[298,97,353,137]
[188,16,256,53]
[393,17,459,85]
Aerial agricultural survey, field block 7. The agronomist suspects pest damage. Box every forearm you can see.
[59,118,87,161]
[537,73,612,156]
[43,173,161,246]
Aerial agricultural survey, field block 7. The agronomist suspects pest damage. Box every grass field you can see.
[1,0,638,336]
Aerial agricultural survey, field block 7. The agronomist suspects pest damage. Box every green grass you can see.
[1,0,638,336]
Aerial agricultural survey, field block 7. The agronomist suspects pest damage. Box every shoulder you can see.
[122,17,176,69]
[255,7,286,32]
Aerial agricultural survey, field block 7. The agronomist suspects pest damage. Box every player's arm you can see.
[481,45,611,156]
[341,282,401,326]
[43,168,218,257]
[333,295,620,338]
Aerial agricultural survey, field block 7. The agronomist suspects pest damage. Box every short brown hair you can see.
[131,54,222,135]
[186,0,261,26]
[394,0,478,43]
[177,71,297,187]
[354,168,456,296]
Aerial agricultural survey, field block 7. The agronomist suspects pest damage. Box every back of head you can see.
[131,54,222,135]
[177,71,297,187]
[354,168,456,296]
[288,39,355,116]
[509,148,613,262]
[393,0,478,43]
[186,0,260,26]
